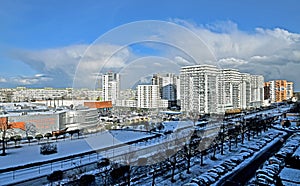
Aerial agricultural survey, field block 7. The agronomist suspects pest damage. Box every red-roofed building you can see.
[84,101,113,111]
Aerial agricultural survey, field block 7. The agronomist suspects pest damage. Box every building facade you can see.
[180,65,264,114]
[152,73,179,107]
[264,80,294,103]
[102,72,120,104]
[137,85,168,109]
[180,65,220,114]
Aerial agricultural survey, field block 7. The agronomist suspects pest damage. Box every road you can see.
[218,131,292,186]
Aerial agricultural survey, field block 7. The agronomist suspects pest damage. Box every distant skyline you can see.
[1,0,300,90]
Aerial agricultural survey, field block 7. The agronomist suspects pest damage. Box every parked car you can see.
[240,152,252,159]
[256,169,276,179]
[230,156,243,164]
[268,156,285,168]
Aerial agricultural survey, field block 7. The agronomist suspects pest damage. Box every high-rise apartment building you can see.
[264,80,294,102]
[287,82,294,100]
[221,69,242,110]
[151,73,179,107]
[250,75,264,107]
[180,65,264,114]
[137,85,168,109]
[264,82,271,100]
[102,72,120,104]
[220,70,261,110]
[180,65,220,114]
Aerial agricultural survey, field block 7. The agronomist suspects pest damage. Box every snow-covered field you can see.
[0,130,156,185]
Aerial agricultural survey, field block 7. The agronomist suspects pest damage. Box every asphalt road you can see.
[218,132,292,186]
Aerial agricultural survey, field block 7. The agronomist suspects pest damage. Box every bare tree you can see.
[25,123,37,138]
[97,158,112,185]
[165,149,177,183]
[183,137,199,174]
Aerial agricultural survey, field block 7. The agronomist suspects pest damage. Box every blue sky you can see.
[1,0,300,90]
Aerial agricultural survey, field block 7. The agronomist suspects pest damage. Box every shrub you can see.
[79,174,95,185]
[97,158,110,167]
[40,143,57,155]
[47,170,63,181]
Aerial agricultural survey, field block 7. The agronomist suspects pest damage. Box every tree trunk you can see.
[187,155,191,174]
[152,169,155,186]
[2,136,6,155]
[221,138,224,155]
[214,146,216,157]
[241,131,244,144]
[171,163,176,183]
[229,138,232,151]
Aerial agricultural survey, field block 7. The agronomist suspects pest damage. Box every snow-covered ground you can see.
[0,130,156,185]
[279,167,300,185]
[0,104,295,185]
[130,129,286,186]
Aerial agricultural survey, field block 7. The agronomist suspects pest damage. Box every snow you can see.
[0,104,295,185]
[162,120,193,132]
[135,129,286,186]
[293,145,300,157]
[279,167,300,184]
[0,130,157,169]
[0,130,155,185]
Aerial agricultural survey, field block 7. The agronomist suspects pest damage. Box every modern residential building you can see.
[115,99,137,108]
[115,89,137,108]
[264,80,294,102]
[180,65,264,114]
[151,73,179,107]
[250,75,264,107]
[240,73,252,109]
[0,87,102,103]
[264,82,271,100]
[180,65,220,114]
[137,85,168,109]
[102,72,120,104]
[287,81,294,101]
[221,69,242,110]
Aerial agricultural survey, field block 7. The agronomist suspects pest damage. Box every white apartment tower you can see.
[221,69,242,109]
[240,73,252,109]
[102,72,120,104]
[137,85,163,108]
[180,65,220,114]
[250,75,264,107]
[151,73,178,101]
[180,65,264,114]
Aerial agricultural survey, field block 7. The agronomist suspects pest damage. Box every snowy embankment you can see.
[0,130,156,185]
[144,129,286,186]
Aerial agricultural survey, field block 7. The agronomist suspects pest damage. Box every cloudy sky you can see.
[1,0,300,90]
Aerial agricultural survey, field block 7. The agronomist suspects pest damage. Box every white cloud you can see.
[174,56,193,66]
[165,20,300,90]
[12,44,131,88]
[8,20,300,90]
[11,74,52,86]
[0,77,7,83]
